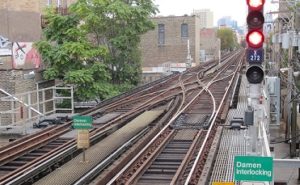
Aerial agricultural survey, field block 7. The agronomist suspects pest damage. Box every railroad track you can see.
[0,51,243,185]
[101,50,244,185]
[0,59,208,184]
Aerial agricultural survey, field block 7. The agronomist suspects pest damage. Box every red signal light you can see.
[246,0,265,84]
[247,0,265,10]
[246,30,264,48]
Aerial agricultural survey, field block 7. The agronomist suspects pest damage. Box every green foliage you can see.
[217,28,238,51]
[35,8,112,101]
[71,0,158,85]
[36,1,157,101]
[56,99,72,109]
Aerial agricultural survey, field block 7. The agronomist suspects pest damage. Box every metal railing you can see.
[0,85,73,129]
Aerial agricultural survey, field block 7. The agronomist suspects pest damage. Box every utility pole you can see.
[186,39,193,68]
[291,97,297,157]
[287,67,292,140]
[287,9,296,150]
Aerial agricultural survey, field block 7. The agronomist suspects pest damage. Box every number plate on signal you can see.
[246,48,264,63]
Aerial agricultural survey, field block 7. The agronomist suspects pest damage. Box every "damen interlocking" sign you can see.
[234,156,273,182]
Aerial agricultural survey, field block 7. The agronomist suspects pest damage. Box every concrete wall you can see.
[0,0,78,42]
[0,0,40,12]
[0,0,42,41]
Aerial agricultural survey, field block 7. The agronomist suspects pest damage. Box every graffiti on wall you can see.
[12,42,41,69]
[0,36,12,56]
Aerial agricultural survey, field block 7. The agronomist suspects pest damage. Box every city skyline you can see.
[154,0,278,26]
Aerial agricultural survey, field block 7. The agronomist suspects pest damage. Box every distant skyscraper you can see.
[217,16,244,39]
[217,16,238,30]
[192,9,213,28]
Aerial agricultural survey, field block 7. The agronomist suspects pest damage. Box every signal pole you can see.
[245,0,266,155]
[186,39,193,68]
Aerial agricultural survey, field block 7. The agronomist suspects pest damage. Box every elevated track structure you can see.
[0,50,245,185]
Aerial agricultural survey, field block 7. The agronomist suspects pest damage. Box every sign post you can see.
[234,156,273,182]
[212,182,234,185]
[73,116,93,162]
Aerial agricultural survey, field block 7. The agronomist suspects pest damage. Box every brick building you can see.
[140,15,201,83]
[0,0,76,127]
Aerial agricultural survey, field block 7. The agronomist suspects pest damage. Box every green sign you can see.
[234,156,273,182]
[73,116,93,129]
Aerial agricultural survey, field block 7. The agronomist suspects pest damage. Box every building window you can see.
[47,0,52,6]
[57,0,61,7]
[158,24,165,45]
[181,23,188,38]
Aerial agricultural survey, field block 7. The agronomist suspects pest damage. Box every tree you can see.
[36,0,158,101]
[217,28,238,51]
[35,8,117,101]
[71,0,158,85]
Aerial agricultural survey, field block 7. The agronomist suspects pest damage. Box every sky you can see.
[153,0,278,27]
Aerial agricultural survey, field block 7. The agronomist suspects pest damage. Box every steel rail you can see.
[1,84,185,185]
[73,127,150,185]
[108,51,244,184]
[106,54,237,184]
[0,53,237,185]
[107,82,209,185]
[0,124,71,166]
[184,52,244,185]
[196,52,239,129]
[0,74,181,173]
[170,130,204,184]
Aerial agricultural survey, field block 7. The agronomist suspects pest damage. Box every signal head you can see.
[247,0,265,10]
[246,30,264,48]
[246,0,265,84]
[246,65,264,84]
[247,11,264,29]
